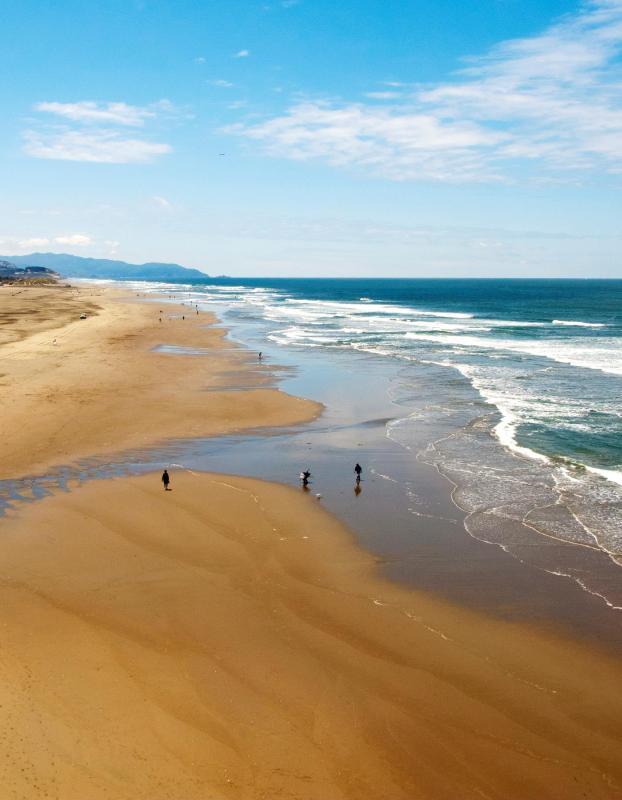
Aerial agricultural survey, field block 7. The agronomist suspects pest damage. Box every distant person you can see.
[300,469,311,488]
[162,469,170,491]
[354,463,362,483]
[182,315,185,320]
[258,351,262,360]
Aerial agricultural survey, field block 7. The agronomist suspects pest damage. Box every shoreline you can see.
[2,282,622,797]
[3,282,620,641]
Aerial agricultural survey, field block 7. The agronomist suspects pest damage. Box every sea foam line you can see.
[552,319,606,328]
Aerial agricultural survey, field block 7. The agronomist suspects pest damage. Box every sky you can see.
[1,0,622,277]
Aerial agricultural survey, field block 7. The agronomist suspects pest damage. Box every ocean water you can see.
[168,279,622,470]
[131,277,622,608]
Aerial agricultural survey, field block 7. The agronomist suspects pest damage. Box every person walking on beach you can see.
[354,463,362,483]
[162,469,170,491]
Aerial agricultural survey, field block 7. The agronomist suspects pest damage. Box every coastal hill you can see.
[0,259,59,284]
[3,252,209,282]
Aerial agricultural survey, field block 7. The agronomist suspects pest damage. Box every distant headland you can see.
[1,252,209,282]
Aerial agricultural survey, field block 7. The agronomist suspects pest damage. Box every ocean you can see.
[174,279,622,471]
[108,278,622,612]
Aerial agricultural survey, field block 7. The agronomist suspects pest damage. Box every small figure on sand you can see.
[162,469,171,491]
[300,469,311,489]
[258,351,262,361]
[354,463,362,483]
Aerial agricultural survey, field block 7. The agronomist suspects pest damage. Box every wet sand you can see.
[2,471,622,800]
[0,284,319,479]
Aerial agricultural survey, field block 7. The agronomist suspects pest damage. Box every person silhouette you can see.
[162,469,170,491]
[354,463,362,483]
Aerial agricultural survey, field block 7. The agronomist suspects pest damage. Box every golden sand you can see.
[1,472,621,799]
[0,284,319,479]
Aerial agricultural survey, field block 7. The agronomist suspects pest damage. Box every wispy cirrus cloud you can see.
[152,195,173,209]
[34,101,155,127]
[230,0,622,182]
[24,99,174,164]
[23,129,171,163]
[207,78,235,88]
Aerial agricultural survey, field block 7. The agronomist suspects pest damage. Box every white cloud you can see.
[229,102,506,182]
[152,195,173,209]
[55,234,92,246]
[230,0,622,182]
[207,79,235,88]
[0,233,119,256]
[365,91,402,100]
[24,129,172,163]
[35,101,155,127]
[18,237,50,249]
[25,99,175,164]
[234,49,250,58]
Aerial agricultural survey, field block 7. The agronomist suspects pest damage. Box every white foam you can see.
[283,298,475,319]
[586,465,622,487]
[438,361,550,464]
[402,332,622,377]
[552,319,606,328]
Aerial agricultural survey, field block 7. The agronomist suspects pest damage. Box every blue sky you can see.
[1,0,622,276]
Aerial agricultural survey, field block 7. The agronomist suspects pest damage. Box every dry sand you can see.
[0,284,319,479]
[2,284,622,799]
[1,471,622,800]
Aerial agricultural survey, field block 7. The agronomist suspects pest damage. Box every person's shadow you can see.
[354,483,362,496]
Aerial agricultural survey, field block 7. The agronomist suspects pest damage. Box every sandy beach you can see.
[0,284,319,480]
[2,285,622,799]
[3,472,622,799]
